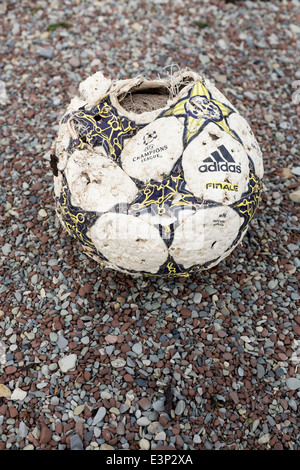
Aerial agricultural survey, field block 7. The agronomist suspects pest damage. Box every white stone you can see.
[111,357,126,368]
[8,334,17,344]
[252,419,260,432]
[139,438,150,450]
[11,387,27,401]
[38,209,47,218]
[2,243,11,256]
[101,391,112,400]
[58,354,77,373]
[289,188,300,203]
[0,80,9,105]
[257,433,270,445]
[291,167,300,176]
[154,431,166,441]
[32,426,41,440]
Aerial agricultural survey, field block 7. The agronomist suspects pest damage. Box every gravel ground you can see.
[0,0,299,452]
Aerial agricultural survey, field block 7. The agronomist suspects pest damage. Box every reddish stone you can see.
[31,182,42,191]
[5,366,17,375]
[0,404,7,417]
[75,422,84,440]
[55,422,63,435]
[102,429,111,441]
[138,397,151,410]
[159,415,170,427]
[124,374,133,383]
[40,426,52,445]
[105,334,118,344]
[83,370,91,381]
[78,283,93,296]
[27,433,39,447]
[293,325,300,335]
[229,391,239,404]
[120,322,132,332]
[180,308,192,318]
[83,406,92,419]
[172,424,181,435]
[9,406,18,418]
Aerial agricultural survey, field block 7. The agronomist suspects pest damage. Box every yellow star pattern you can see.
[163,80,238,144]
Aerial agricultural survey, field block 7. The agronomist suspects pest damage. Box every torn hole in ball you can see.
[208,132,220,141]
[118,76,195,115]
[82,172,91,184]
[119,86,170,114]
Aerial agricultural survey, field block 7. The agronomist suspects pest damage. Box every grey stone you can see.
[137,417,151,426]
[19,421,28,439]
[57,335,68,350]
[152,399,165,412]
[193,293,202,304]
[244,91,258,101]
[132,342,143,355]
[38,47,54,59]
[92,406,106,425]
[175,399,185,415]
[70,434,84,450]
[286,378,300,390]
[49,332,58,343]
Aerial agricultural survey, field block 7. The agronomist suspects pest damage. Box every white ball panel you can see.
[228,113,264,179]
[79,71,112,107]
[65,150,138,213]
[88,213,168,273]
[120,116,184,183]
[169,205,241,268]
[182,124,249,204]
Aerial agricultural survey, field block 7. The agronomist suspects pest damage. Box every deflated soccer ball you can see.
[50,70,263,278]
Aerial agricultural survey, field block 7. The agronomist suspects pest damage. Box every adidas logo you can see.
[199,145,241,174]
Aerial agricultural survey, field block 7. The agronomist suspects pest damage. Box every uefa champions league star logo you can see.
[185,95,223,121]
[143,131,157,146]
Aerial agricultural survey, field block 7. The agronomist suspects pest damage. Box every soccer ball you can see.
[50,70,263,278]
